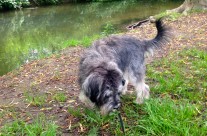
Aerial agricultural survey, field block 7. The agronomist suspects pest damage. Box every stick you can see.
[126,18,150,30]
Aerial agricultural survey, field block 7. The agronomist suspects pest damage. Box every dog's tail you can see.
[144,18,172,54]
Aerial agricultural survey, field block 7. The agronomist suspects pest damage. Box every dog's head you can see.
[81,62,125,115]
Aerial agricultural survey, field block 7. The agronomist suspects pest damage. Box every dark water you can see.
[0,1,182,76]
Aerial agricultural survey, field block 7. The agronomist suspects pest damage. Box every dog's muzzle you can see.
[113,102,121,110]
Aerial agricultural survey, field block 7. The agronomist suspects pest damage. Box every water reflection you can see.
[0,1,182,75]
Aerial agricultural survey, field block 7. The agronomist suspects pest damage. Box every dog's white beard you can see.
[79,92,95,108]
[100,103,113,115]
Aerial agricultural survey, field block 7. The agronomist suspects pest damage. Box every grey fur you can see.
[78,19,171,114]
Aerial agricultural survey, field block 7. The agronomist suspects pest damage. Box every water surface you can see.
[0,1,182,76]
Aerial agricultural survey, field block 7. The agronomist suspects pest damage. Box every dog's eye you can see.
[106,85,110,90]
[117,92,121,95]
[122,79,125,86]
[109,79,113,83]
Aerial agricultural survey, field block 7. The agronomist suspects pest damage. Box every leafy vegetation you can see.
[101,22,117,36]
[36,0,60,5]
[0,0,30,10]
[0,0,60,10]
[68,47,207,135]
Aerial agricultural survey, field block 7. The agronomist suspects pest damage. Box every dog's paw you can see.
[144,84,150,99]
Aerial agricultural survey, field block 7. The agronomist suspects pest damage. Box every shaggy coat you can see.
[78,19,171,114]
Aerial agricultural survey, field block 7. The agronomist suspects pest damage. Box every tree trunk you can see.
[168,0,207,14]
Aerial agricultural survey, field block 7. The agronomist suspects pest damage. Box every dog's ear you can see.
[106,70,121,81]
[82,74,104,103]
[105,62,123,80]
[108,70,120,77]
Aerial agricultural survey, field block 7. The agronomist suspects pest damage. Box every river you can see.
[0,0,182,76]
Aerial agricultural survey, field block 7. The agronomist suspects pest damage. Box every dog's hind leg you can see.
[135,81,150,104]
[129,71,150,104]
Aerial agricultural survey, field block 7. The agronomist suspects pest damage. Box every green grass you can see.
[0,106,19,122]
[127,98,205,135]
[65,23,118,48]
[154,9,207,21]
[53,92,67,102]
[68,107,122,135]
[154,11,182,21]
[64,35,102,48]
[0,114,58,136]
[68,47,207,135]
[147,48,207,102]
[24,90,47,107]
[189,8,207,14]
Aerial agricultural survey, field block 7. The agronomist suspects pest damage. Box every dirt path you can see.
[0,12,207,134]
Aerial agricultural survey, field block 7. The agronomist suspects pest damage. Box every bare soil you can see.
[0,12,207,135]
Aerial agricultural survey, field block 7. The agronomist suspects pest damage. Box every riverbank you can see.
[0,12,207,135]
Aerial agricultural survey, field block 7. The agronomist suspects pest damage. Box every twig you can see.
[126,18,150,30]
[126,16,156,30]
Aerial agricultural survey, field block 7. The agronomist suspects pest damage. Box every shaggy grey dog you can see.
[78,19,171,115]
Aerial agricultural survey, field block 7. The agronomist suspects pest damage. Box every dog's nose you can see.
[113,103,121,109]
